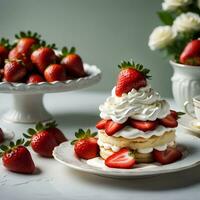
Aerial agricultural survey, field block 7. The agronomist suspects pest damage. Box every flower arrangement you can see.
[148,0,200,62]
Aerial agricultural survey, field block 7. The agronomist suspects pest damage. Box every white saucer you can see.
[179,114,200,134]
[53,131,200,179]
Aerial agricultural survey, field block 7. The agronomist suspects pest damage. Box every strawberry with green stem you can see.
[115,60,151,97]
[23,121,67,157]
[60,47,86,77]
[71,129,99,160]
[0,38,11,67]
[0,139,35,174]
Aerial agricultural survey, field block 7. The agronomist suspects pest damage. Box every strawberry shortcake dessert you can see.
[96,61,182,167]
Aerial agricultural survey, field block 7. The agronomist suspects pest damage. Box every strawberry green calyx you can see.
[31,40,57,51]
[15,30,41,41]
[0,38,11,50]
[118,60,151,79]
[61,46,76,58]
[0,139,29,157]
[177,112,185,119]
[71,129,97,145]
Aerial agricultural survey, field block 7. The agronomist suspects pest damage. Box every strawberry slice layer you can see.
[96,119,108,130]
[105,120,126,136]
[159,114,178,128]
[153,147,182,165]
[129,119,158,132]
[105,148,136,169]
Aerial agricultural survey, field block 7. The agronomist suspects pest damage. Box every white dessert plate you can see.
[53,131,200,178]
[179,114,200,135]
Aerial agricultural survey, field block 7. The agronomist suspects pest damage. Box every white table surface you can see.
[0,91,200,200]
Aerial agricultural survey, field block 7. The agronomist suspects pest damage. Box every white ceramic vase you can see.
[170,60,200,110]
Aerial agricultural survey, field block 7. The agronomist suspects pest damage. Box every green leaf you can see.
[9,141,15,148]
[24,141,31,147]
[35,122,44,131]
[91,132,98,137]
[0,145,9,151]
[16,139,22,146]
[69,47,76,54]
[27,128,36,135]
[23,133,31,139]
[71,140,77,145]
[157,11,174,25]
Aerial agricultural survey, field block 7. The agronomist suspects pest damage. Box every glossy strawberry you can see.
[105,120,126,136]
[44,64,66,82]
[96,119,108,130]
[60,47,86,77]
[27,74,45,83]
[4,60,27,82]
[0,128,4,143]
[153,147,182,165]
[0,38,10,67]
[180,40,200,65]
[0,139,35,174]
[129,119,158,132]
[105,148,136,169]
[15,31,40,56]
[31,47,56,74]
[115,61,151,96]
[8,47,21,60]
[71,129,99,160]
[170,110,185,120]
[159,114,178,128]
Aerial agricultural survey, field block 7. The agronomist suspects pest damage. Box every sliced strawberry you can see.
[105,148,136,169]
[170,110,178,119]
[159,114,178,128]
[129,119,158,132]
[105,120,125,136]
[153,147,182,165]
[96,119,108,130]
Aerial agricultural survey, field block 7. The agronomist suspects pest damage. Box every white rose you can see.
[173,12,200,32]
[162,0,192,11]
[148,26,176,50]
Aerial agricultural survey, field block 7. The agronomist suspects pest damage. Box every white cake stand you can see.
[0,63,101,123]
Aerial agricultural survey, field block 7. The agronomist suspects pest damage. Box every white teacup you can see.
[184,96,200,120]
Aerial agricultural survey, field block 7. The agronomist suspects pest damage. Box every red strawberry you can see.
[105,120,126,136]
[8,47,21,60]
[44,121,67,145]
[170,110,178,119]
[159,114,178,128]
[153,147,182,165]
[31,47,56,74]
[15,31,41,56]
[4,60,27,82]
[0,38,10,67]
[129,119,158,132]
[105,148,136,169]
[0,139,35,174]
[44,64,66,82]
[180,40,200,65]
[27,74,45,83]
[115,61,151,96]
[0,128,4,143]
[96,119,108,129]
[60,47,86,77]
[71,129,99,160]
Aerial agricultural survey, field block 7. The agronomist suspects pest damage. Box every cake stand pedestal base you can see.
[2,94,52,123]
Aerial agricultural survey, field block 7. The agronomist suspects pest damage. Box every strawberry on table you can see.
[60,47,86,78]
[96,119,108,130]
[0,139,35,174]
[27,73,45,83]
[71,129,99,160]
[0,38,10,67]
[105,148,136,169]
[23,121,67,157]
[4,60,27,82]
[115,61,151,97]
[153,147,182,165]
[180,39,200,66]
[44,64,66,82]
[159,114,178,128]
[105,120,126,136]
[129,119,158,132]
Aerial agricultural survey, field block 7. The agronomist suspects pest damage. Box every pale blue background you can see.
[0,0,172,97]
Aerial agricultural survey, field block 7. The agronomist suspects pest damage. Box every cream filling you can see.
[98,139,175,154]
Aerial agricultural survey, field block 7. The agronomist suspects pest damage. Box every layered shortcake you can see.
[96,61,181,164]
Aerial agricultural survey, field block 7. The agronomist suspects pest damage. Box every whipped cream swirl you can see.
[99,84,170,124]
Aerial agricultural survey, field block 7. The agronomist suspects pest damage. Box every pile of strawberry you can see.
[0,31,86,83]
[0,120,67,174]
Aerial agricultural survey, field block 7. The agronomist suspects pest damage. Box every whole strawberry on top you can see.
[71,129,99,160]
[0,139,35,174]
[60,47,86,78]
[180,40,200,66]
[0,38,10,68]
[115,61,151,97]
[23,121,67,158]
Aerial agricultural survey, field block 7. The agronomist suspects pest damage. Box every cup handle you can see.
[184,101,196,118]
